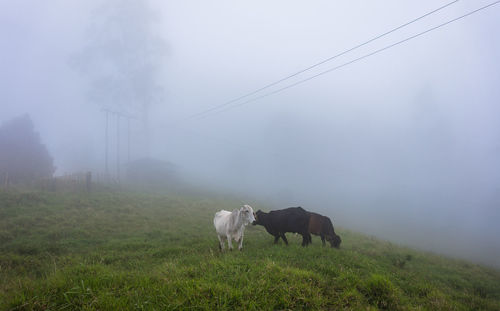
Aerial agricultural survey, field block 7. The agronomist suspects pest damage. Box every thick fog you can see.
[1,0,499,267]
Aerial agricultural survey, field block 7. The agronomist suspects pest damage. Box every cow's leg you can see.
[217,235,225,251]
[280,233,288,245]
[301,234,307,246]
[238,233,244,251]
[321,235,326,246]
[301,233,311,247]
[226,234,233,251]
[273,235,280,244]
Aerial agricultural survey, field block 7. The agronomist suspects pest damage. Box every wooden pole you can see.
[105,110,109,181]
[127,117,131,164]
[116,113,120,182]
[86,171,91,193]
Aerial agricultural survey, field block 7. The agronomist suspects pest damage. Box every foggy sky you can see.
[1,0,500,267]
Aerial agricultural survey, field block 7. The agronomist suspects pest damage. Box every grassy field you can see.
[1,189,499,310]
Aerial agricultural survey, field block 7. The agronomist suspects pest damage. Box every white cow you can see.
[213,204,256,251]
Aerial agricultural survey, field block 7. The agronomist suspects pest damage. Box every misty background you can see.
[1,0,499,267]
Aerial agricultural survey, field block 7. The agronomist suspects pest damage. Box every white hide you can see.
[213,204,255,251]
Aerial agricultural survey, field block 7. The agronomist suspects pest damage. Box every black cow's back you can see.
[267,207,309,234]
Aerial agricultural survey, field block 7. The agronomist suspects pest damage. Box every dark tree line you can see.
[0,114,55,184]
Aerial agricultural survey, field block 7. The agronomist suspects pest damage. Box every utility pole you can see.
[105,110,109,180]
[127,117,131,163]
[116,113,120,182]
[101,107,137,184]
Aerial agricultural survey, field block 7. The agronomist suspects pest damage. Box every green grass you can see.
[1,189,500,310]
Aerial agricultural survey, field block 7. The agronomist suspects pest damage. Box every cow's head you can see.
[240,204,256,225]
[327,234,342,248]
[252,210,264,225]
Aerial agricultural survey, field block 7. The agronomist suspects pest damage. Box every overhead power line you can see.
[198,0,500,118]
[188,0,459,119]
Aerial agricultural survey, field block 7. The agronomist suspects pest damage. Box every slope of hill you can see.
[1,190,499,310]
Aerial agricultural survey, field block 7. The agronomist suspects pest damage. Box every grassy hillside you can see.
[1,190,499,310]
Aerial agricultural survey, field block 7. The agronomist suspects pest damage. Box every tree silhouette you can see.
[0,114,55,184]
[71,0,168,157]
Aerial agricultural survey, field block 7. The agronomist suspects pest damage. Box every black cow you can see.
[253,207,311,246]
[308,212,341,248]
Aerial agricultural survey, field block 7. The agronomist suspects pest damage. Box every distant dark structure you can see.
[0,114,55,184]
[125,157,178,186]
[253,207,311,246]
[308,212,341,248]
